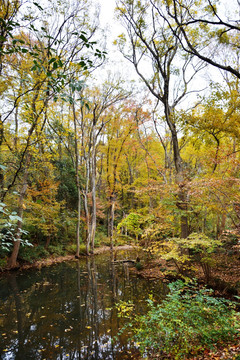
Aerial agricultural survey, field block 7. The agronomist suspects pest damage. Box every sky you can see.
[99,0,116,26]
[94,0,227,109]
[93,0,143,88]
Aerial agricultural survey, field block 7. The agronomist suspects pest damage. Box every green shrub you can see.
[65,243,77,254]
[153,233,221,280]
[135,261,143,271]
[47,244,65,256]
[0,257,7,269]
[122,280,240,359]
[79,244,87,255]
[115,234,133,246]
[101,237,111,246]
[18,245,49,263]
[95,231,108,246]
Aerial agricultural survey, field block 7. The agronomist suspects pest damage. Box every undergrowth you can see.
[118,280,240,359]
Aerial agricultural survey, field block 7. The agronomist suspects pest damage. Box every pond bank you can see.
[2,245,240,299]
[1,245,135,274]
[133,253,240,299]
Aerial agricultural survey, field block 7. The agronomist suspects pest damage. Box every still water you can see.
[0,250,167,360]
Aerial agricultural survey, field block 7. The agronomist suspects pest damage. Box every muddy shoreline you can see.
[0,245,135,274]
[0,245,135,276]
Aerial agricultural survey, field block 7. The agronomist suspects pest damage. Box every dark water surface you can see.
[0,250,167,359]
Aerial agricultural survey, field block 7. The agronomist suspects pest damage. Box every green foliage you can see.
[115,234,133,246]
[79,244,88,255]
[65,243,77,254]
[142,222,174,245]
[47,244,65,257]
[124,281,240,359]
[117,213,142,235]
[153,233,221,279]
[18,245,49,263]
[94,231,108,247]
[0,257,7,269]
[66,243,87,255]
[55,159,78,210]
[18,243,79,263]
[117,213,146,241]
[0,201,31,251]
[135,261,143,270]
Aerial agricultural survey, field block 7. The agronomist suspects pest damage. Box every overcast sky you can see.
[93,0,140,85]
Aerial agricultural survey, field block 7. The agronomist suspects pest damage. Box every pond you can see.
[0,249,167,360]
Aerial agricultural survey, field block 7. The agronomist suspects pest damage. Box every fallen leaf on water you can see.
[85,326,92,329]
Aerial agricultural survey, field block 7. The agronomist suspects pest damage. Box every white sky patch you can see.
[93,0,140,85]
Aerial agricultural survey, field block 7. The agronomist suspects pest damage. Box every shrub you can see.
[152,233,221,280]
[121,280,240,359]
[65,243,77,254]
[79,244,87,255]
[47,244,65,256]
[115,234,133,246]
[135,261,143,271]
[18,245,49,263]
[0,202,31,251]
[94,231,108,247]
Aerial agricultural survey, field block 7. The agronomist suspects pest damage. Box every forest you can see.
[0,0,240,359]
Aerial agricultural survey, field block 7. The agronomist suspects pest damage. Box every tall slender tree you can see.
[116,0,204,237]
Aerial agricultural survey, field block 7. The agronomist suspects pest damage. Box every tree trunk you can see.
[178,185,189,239]
[83,150,91,256]
[8,153,30,268]
[73,100,81,258]
[216,213,226,238]
[165,103,189,238]
[109,195,115,250]
[90,129,96,254]
[84,191,90,256]
[76,186,81,257]
[0,116,4,197]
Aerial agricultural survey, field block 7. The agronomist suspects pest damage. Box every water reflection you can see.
[0,250,167,359]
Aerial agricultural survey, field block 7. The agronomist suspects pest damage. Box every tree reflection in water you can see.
[0,250,167,359]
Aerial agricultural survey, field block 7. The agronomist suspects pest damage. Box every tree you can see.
[163,0,240,79]
[116,0,204,237]
[68,80,127,255]
[1,0,106,266]
[103,101,143,248]
[180,83,240,237]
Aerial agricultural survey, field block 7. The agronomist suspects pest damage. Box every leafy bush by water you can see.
[125,281,240,359]
[18,245,49,263]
